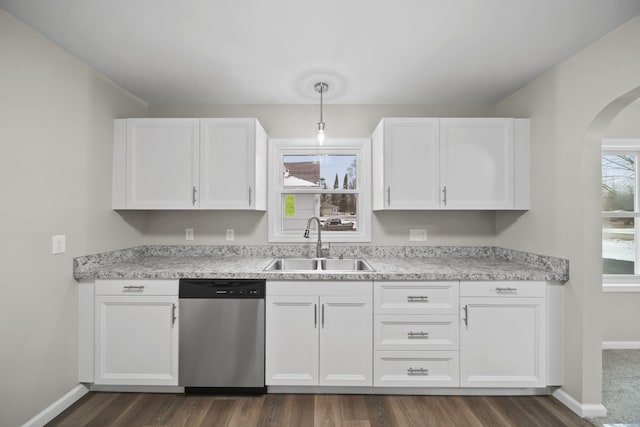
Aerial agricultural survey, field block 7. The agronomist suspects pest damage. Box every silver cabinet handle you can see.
[171,303,177,326]
[387,186,391,206]
[314,303,317,329]
[248,186,252,206]
[442,186,447,207]
[407,367,429,376]
[407,331,429,339]
[192,186,197,206]
[496,287,518,294]
[123,285,144,292]
[463,304,468,327]
[407,295,429,302]
[321,304,325,328]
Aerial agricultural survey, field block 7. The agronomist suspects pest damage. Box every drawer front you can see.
[95,280,179,296]
[374,281,459,314]
[460,281,546,298]
[374,350,459,387]
[374,315,459,351]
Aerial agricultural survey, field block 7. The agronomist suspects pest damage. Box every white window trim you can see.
[602,138,640,292]
[268,138,371,243]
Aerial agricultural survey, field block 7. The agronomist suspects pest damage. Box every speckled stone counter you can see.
[73,245,569,282]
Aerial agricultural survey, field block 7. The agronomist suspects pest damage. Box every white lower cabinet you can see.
[264,295,319,385]
[93,280,179,386]
[459,282,547,388]
[265,281,373,386]
[373,281,460,387]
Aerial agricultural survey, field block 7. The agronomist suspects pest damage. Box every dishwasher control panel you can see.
[179,279,265,299]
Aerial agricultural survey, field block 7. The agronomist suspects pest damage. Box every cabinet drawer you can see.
[460,281,545,298]
[374,315,459,351]
[374,350,459,387]
[374,281,459,314]
[95,280,178,296]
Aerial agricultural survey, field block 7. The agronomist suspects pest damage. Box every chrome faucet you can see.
[304,216,323,258]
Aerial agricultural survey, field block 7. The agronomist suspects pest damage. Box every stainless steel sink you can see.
[264,258,374,272]
[264,258,318,271]
[321,258,374,271]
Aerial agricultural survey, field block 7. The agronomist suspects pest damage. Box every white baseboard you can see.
[22,384,89,427]
[602,341,640,349]
[552,388,607,418]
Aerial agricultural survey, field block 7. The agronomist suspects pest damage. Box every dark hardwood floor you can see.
[47,393,594,427]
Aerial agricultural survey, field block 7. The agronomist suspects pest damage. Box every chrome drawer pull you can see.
[123,285,145,292]
[407,295,429,302]
[407,331,429,339]
[495,287,517,294]
[407,367,429,376]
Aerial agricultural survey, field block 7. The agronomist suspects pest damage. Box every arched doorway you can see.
[584,86,640,425]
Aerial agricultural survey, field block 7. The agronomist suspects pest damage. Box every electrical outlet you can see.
[226,229,235,241]
[409,229,427,242]
[185,228,194,241]
[52,235,66,254]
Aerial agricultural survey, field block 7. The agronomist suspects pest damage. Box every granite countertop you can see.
[73,245,569,282]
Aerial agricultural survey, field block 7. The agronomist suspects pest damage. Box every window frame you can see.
[268,138,371,243]
[602,138,640,292]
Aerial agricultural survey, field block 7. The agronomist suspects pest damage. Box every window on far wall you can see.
[602,139,640,291]
[268,139,371,242]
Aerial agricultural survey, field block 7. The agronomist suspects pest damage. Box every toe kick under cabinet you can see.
[373,281,461,387]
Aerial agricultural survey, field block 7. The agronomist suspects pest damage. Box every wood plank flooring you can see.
[47,393,594,427]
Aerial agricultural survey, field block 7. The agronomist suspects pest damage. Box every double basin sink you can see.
[264,258,374,272]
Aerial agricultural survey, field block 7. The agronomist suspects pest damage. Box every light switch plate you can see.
[226,229,235,241]
[185,228,194,241]
[409,229,427,242]
[52,235,66,254]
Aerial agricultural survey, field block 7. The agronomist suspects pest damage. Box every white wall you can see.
[145,104,498,246]
[495,15,640,407]
[605,99,640,137]
[0,11,147,426]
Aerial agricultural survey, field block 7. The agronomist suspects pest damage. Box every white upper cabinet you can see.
[116,119,200,209]
[113,118,267,210]
[441,118,514,209]
[372,117,530,210]
[372,118,440,209]
[200,118,267,210]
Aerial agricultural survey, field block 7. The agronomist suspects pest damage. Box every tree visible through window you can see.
[602,152,637,274]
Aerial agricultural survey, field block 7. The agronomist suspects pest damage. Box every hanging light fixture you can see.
[314,82,328,143]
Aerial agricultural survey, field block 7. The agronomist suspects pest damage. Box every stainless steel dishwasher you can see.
[179,278,266,394]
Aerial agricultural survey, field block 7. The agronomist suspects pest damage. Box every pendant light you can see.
[315,82,328,143]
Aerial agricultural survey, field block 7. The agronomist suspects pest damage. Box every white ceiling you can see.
[2,0,640,105]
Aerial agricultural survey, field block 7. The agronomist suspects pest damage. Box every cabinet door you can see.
[319,296,373,386]
[200,119,256,209]
[382,118,441,209]
[125,119,199,209]
[265,296,319,385]
[94,295,179,385]
[460,297,546,387]
[440,118,514,209]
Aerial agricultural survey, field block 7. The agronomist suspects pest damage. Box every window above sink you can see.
[268,139,371,243]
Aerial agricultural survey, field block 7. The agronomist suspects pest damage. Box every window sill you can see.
[602,284,640,293]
